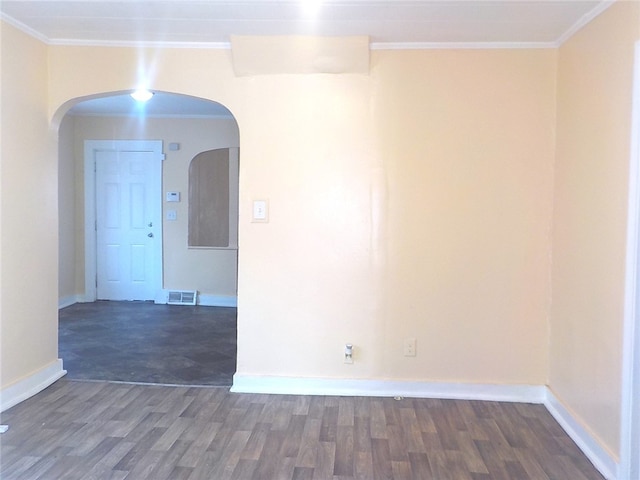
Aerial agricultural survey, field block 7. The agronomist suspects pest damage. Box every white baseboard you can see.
[544,389,617,480]
[63,292,237,308]
[58,295,81,309]
[0,359,67,412]
[197,294,237,307]
[230,375,546,403]
[154,290,237,307]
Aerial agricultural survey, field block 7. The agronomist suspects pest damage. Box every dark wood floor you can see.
[0,379,604,479]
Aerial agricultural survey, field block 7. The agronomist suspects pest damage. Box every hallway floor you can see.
[58,301,237,386]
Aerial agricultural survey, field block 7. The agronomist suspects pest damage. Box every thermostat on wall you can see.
[166,191,180,202]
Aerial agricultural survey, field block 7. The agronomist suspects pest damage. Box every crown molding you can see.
[0,12,49,43]
[555,0,616,46]
[371,41,558,50]
[47,38,232,49]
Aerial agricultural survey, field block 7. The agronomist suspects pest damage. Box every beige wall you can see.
[550,1,640,458]
[1,22,59,387]
[47,43,556,383]
[374,49,556,384]
[59,115,239,299]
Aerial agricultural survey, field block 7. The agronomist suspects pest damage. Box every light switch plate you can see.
[252,200,268,223]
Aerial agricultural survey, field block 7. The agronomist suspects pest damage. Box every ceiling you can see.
[1,1,612,117]
[1,1,610,48]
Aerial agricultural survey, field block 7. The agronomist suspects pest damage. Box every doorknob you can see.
[148,233,154,238]
[148,222,153,227]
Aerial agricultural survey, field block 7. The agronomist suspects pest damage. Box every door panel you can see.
[94,147,160,300]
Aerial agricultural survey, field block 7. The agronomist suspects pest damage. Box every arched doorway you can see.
[57,91,240,386]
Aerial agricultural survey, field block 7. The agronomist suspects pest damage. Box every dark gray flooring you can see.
[58,301,237,386]
[1,379,605,480]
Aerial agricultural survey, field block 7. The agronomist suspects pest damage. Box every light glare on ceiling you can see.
[302,0,323,17]
[131,89,154,102]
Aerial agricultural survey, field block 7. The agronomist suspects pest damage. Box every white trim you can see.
[154,290,237,307]
[47,39,232,49]
[619,40,640,480]
[555,0,616,46]
[370,41,557,50]
[84,141,97,301]
[84,140,164,302]
[231,375,545,403]
[0,12,49,43]
[0,360,66,412]
[198,294,237,308]
[58,295,81,309]
[544,389,617,480]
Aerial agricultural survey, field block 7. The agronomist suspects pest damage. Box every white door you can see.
[85,140,163,301]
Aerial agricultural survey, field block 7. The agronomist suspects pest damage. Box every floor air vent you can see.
[167,290,197,305]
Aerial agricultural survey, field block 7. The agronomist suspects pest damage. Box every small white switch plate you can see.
[344,344,354,364]
[166,191,180,202]
[404,338,417,357]
[166,210,177,221]
[252,200,268,223]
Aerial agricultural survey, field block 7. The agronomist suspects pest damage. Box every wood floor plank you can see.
[292,395,311,416]
[208,430,252,480]
[354,415,372,453]
[399,407,426,453]
[333,425,355,476]
[369,399,388,440]
[354,450,374,479]
[292,465,315,479]
[474,439,512,480]
[252,429,287,479]
[151,416,193,451]
[176,421,222,468]
[445,450,476,480]
[424,447,448,479]
[512,447,551,480]
[0,379,606,480]
[280,414,307,458]
[311,441,335,480]
[387,424,410,462]
[319,405,339,442]
[456,429,490,475]
[240,421,271,461]
[408,451,434,480]
[295,418,322,468]
[81,440,137,480]
[338,396,355,427]
[114,426,166,470]
[230,458,258,479]
[370,437,393,480]
[146,439,192,480]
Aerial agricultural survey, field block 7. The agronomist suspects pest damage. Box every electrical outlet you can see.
[404,338,417,357]
[344,344,354,364]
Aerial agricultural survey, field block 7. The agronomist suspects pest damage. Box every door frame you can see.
[620,40,640,480]
[84,140,164,302]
